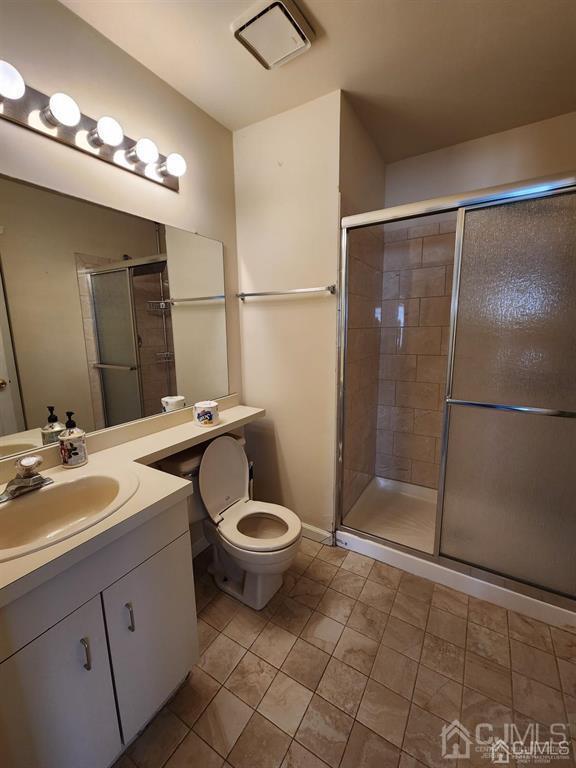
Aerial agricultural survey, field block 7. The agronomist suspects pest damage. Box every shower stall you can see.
[337,174,576,599]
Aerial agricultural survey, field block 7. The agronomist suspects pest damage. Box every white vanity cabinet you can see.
[103,533,196,743]
[0,596,122,768]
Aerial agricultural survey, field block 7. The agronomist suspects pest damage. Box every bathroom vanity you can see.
[0,404,264,768]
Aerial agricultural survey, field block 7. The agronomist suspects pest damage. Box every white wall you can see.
[385,111,576,206]
[0,0,240,395]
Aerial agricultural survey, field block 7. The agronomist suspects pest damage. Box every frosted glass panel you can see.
[100,369,142,427]
[92,272,137,366]
[452,193,576,410]
[441,406,576,596]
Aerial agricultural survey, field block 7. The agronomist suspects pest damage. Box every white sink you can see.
[0,471,139,562]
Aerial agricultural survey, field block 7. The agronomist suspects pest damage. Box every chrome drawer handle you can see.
[80,637,92,671]
[126,602,136,632]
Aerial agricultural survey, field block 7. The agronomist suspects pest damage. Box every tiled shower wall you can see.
[377,219,456,488]
[343,227,384,514]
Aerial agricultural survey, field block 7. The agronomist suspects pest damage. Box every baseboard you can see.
[336,530,576,632]
[302,523,333,545]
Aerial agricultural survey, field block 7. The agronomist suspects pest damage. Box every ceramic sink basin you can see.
[0,471,139,562]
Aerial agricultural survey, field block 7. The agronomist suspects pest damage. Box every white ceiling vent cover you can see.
[231,0,315,70]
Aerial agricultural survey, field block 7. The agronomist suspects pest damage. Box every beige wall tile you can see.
[440,326,450,355]
[413,409,443,437]
[380,354,417,381]
[381,327,398,354]
[383,239,422,271]
[396,381,440,410]
[378,380,396,405]
[348,295,381,329]
[347,328,380,362]
[384,227,408,243]
[439,219,457,234]
[417,355,447,384]
[398,327,442,355]
[420,297,451,326]
[422,233,455,267]
[375,453,411,482]
[381,299,420,327]
[382,270,400,300]
[408,222,440,239]
[411,461,439,489]
[349,257,381,299]
[400,266,445,298]
[394,433,436,463]
[377,429,394,454]
[377,406,413,432]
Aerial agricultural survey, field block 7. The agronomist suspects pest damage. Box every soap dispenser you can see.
[41,406,65,445]
[59,411,88,468]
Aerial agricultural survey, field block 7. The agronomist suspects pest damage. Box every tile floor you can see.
[116,541,576,768]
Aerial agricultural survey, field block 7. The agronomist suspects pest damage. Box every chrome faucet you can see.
[0,455,54,503]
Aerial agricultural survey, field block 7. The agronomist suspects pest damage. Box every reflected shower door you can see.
[91,271,142,427]
[440,192,576,596]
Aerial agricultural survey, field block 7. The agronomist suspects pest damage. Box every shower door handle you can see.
[92,364,138,371]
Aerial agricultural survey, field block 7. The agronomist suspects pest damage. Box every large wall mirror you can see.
[0,175,229,458]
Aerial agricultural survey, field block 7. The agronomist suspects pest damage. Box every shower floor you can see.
[343,476,437,554]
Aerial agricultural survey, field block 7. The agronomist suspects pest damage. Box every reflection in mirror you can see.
[0,175,229,458]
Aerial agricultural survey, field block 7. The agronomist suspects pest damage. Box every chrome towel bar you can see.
[237,284,336,301]
[171,295,225,303]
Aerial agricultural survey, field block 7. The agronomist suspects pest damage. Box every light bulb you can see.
[126,137,159,164]
[43,92,81,127]
[89,116,124,147]
[0,60,25,100]
[159,152,187,178]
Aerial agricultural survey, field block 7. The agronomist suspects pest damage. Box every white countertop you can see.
[0,405,264,606]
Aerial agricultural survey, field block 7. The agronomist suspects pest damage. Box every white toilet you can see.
[198,436,302,610]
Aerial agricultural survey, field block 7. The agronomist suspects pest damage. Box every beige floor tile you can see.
[280,573,299,596]
[464,652,512,706]
[431,584,468,619]
[225,652,277,708]
[258,671,313,736]
[341,720,400,768]
[468,597,507,635]
[301,612,344,653]
[398,573,434,603]
[317,657,368,716]
[466,622,510,668]
[413,665,462,722]
[194,688,253,757]
[199,633,246,683]
[511,639,560,689]
[347,600,388,641]
[512,672,567,725]
[224,606,268,648]
[289,552,313,576]
[358,579,395,613]
[371,644,418,698]
[299,539,322,558]
[402,704,448,768]
[508,612,553,653]
[391,591,430,630]
[461,688,513,768]
[426,607,466,648]
[289,576,326,609]
[551,627,576,663]
[251,623,298,668]
[399,751,429,768]
[304,559,339,587]
[227,712,291,768]
[316,545,348,566]
[558,659,576,698]
[295,694,354,768]
[421,634,464,682]
[271,597,312,635]
[381,616,424,661]
[341,551,375,578]
[333,626,379,675]
[357,678,410,747]
[280,741,328,768]
[165,731,223,768]
[168,667,220,727]
[200,593,241,631]
[281,638,330,690]
[129,709,188,768]
[330,569,366,599]
[368,561,403,590]
[317,588,356,624]
[198,619,220,655]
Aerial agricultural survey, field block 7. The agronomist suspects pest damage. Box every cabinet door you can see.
[103,533,196,743]
[0,595,121,768]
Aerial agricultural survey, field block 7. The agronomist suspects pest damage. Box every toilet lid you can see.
[199,436,249,522]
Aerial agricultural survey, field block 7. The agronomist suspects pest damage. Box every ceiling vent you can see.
[231,0,315,70]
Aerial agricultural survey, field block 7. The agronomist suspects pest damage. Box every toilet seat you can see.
[218,499,301,553]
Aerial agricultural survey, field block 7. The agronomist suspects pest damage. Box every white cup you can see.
[193,400,219,427]
[162,395,186,412]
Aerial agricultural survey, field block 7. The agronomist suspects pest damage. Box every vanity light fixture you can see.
[159,153,187,178]
[0,60,26,100]
[88,115,124,147]
[42,92,81,128]
[126,137,160,165]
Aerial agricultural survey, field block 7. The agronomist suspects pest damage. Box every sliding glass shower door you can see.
[440,191,576,596]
